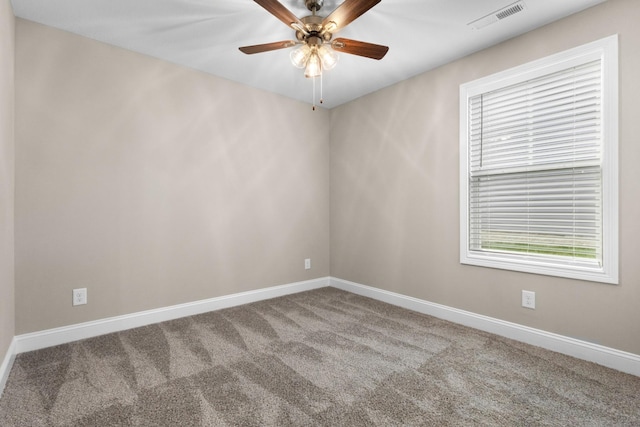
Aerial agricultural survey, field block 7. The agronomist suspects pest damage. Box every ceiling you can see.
[11,0,606,109]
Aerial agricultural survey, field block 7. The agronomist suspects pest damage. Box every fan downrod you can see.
[305,0,323,12]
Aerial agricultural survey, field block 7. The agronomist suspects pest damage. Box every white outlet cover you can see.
[73,288,87,306]
[522,290,535,309]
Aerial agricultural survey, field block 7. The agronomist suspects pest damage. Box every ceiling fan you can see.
[239,0,388,87]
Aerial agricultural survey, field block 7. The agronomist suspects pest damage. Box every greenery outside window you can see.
[459,35,618,284]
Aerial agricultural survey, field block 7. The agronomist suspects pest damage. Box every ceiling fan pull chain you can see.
[312,75,316,111]
[320,72,324,105]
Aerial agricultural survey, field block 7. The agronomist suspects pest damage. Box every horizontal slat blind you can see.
[470,60,602,174]
[468,59,603,265]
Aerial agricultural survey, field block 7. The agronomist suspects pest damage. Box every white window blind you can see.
[468,60,602,266]
[460,35,618,284]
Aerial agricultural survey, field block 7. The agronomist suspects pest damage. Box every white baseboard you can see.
[0,337,16,396]
[8,276,639,381]
[330,277,640,377]
[14,277,330,355]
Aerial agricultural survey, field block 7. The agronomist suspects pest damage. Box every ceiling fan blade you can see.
[254,0,306,31]
[239,40,297,55]
[322,0,381,33]
[331,38,389,60]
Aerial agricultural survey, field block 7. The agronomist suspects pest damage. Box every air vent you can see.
[468,1,527,30]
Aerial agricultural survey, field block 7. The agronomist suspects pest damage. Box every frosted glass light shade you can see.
[290,45,311,69]
[304,51,322,78]
[318,46,339,70]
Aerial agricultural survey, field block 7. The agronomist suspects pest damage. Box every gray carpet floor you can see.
[1,287,639,426]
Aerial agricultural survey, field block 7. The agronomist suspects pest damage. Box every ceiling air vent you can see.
[468,1,527,30]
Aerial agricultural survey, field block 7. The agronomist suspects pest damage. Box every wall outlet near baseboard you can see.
[522,290,535,309]
[305,258,311,270]
[73,288,87,306]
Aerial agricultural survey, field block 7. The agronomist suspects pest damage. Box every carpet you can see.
[1,287,639,426]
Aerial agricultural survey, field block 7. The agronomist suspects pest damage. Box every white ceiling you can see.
[11,0,606,108]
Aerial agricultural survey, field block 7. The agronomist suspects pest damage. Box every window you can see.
[460,36,618,284]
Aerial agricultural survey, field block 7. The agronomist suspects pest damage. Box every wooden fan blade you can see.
[254,0,306,31]
[331,38,389,60]
[239,40,297,55]
[322,0,381,33]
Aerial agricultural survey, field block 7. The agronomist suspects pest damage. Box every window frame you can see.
[459,35,619,284]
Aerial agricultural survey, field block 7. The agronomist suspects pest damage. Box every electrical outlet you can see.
[73,288,87,306]
[522,290,535,309]
[304,258,311,270]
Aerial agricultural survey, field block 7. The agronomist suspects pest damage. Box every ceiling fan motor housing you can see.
[296,15,333,42]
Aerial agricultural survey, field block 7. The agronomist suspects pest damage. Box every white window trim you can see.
[459,35,619,284]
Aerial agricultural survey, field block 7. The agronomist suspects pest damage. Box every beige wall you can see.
[15,19,330,334]
[0,0,15,360]
[330,0,640,355]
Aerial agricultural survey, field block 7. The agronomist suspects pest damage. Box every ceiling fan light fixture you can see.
[304,50,322,78]
[290,44,311,68]
[240,0,389,108]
